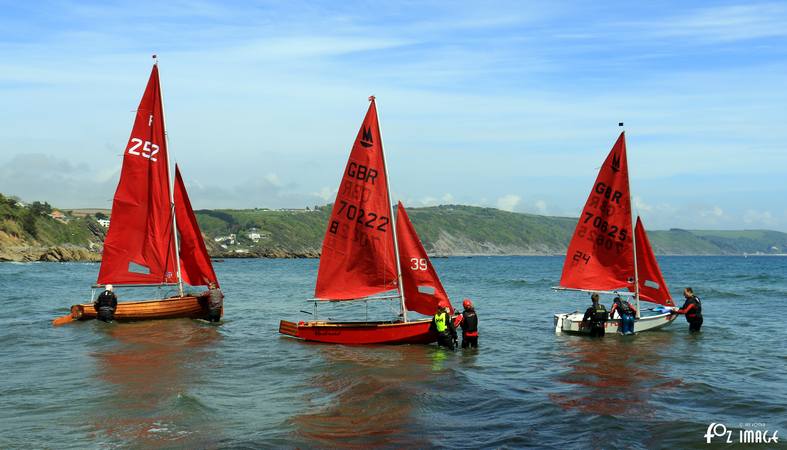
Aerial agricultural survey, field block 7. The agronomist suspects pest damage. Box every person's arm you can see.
[582,308,592,322]
[675,303,695,315]
[111,293,118,308]
[629,303,637,315]
[609,304,618,318]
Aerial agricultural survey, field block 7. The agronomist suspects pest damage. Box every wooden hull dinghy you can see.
[65,295,219,322]
[53,58,220,326]
[279,98,467,345]
[554,130,677,334]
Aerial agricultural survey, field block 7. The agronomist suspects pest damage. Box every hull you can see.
[554,311,676,334]
[67,295,215,322]
[279,316,461,345]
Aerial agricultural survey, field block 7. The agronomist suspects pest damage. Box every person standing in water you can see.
[673,287,703,332]
[582,293,608,337]
[431,300,457,350]
[459,299,479,349]
[93,284,118,322]
[203,281,224,323]
[609,296,637,335]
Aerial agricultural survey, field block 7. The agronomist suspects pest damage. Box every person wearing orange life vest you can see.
[431,300,457,350]
[459,299,478,349]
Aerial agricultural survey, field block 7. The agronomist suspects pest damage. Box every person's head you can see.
[613,296,622,304]
[209,281,217,289]
[591,293,599,304]
[438,300,450,312]
[106,284,113,292]
[462,299,474,310]
[684,287,694,299]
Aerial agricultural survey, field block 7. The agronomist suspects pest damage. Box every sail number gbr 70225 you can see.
[572,211,630,265]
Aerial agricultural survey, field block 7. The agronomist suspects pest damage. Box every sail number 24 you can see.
[127,138,160,162]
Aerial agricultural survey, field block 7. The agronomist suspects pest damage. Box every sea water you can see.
[0,256,785,448]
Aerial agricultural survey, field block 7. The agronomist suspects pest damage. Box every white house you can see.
[97,218,110,228]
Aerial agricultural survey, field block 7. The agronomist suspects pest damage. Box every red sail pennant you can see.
[314,98,398,300]
[174,165,219,288]
[395,202,452,316]
[560,132,635,291]
[632,217,673,306]
[98,64,177,285]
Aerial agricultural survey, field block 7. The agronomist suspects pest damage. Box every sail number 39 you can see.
[410,258,428,271]
[127,138,160,162]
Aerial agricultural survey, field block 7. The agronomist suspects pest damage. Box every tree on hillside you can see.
[30,201,52,216]
[95,212,108,220]
[22,212,37,237]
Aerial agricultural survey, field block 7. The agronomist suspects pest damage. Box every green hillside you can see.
[2,192,787,260]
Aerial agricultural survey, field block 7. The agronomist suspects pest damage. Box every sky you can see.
[1,0,786,230]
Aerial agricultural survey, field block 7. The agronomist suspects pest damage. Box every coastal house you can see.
[247,228,262,242]
[214,233,237,245]
[49,210,69,223]
[97,218,110,228]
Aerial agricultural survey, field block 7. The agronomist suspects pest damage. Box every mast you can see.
[156,55,184,297]
[621,122,640,318]
[374,96,408,322]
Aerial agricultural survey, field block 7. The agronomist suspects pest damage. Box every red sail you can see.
[560,132,634,291]
[314,98,398,300]
[395,202,452,316]
[97,64,177,285]
[174,165,219,288]
[632,217,673,306]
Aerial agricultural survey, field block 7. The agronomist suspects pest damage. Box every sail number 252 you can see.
[127,138,159,162]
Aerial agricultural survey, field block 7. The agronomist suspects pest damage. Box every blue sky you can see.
[1,0,786,230]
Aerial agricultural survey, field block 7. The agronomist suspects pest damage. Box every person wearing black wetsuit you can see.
[582,293,608,337]
[431,301,457,350]
[203,281,224,322]
[674,287,703,332]
[609,296,637,335]
[459,299,478,349]
[93,284,118,322]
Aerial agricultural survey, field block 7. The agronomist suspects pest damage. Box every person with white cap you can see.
[93,284,118,322]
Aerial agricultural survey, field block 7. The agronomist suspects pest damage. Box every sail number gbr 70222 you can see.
[328,200,390,247]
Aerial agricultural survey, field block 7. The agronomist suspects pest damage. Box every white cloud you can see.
[496,194,521,212]
[743,209,776,226]
[646,3,787,42]
[313,186,336,202]
[534,199,548,214]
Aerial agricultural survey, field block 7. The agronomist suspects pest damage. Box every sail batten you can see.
[97,64,177,285]
[314,99,398,300]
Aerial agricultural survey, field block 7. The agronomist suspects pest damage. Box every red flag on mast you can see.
[174,165,219,288]
[314,98,398,300]
[98,64,177,285]
[396,202,452,316]
[559,132,634,291]
[632,217,673,306]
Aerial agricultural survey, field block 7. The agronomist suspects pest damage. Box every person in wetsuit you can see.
[93,284,118,322]
[582,293,608,337]
[673,287,703,332]
[609,296,637,335]
[459,299,478,349]
[431,300,457,350]
[203,281,224,322]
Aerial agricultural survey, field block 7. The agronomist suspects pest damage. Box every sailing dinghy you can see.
[53,60,219,325]
[553,131,676,334]
[279,97,460,344]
